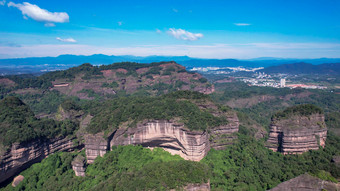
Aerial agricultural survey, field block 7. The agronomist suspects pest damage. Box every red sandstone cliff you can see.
[267,114,327,154]
[0,137,77,184]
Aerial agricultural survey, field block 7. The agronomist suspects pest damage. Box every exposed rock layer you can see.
[267,114,327,154]
[84,133,110,163]
[72,155,86,177]
[0,136,77,185]
[85,113,239,162]
[111,120,210,161]
[269,173,340,191]
[174,182,210,191]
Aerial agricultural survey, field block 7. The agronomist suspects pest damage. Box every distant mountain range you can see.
[259,62,340,75]
[1,54,340,75]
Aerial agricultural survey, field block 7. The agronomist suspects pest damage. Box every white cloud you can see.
[234,23,251,26]
[44,23,55,27]
[167,28,203,41]
[117,21,123,26]
[156,29,162,34]
[0,0,6,6]
[8,2,69,25]
[56,37,76,43]
[172,8,178,13]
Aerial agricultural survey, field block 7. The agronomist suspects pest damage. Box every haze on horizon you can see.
[1,0,340,59]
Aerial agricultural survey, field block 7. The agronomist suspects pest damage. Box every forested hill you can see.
[0,61,213,100]
[0,96,77,147]
[259,62,340,75]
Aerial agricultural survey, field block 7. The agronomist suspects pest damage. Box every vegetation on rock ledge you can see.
[272,104,324,120]
[87,91,228,134]
[0,96,77,146]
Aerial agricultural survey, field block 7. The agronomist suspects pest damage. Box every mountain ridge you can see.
[2,54,340,75]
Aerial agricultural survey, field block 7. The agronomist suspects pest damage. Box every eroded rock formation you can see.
[267,114,327,154]
[269,173,340,191]
[84,112,239,162]
[175,182,210,191]
[0,137,76,184]
[72,155,86,177]
[111,120,210,161]
[84,133,110,164]
[11,175,24,187]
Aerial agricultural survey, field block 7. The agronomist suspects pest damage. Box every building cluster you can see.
[241,72,326,89]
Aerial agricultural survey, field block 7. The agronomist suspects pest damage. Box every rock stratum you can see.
[0,136,77,185]
[85,113,239,163]
[269,173,340,191]
[267,113,327,154]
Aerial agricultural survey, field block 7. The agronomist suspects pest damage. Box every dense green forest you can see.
[203,132,340,190]
[272,104,323,120]
[87,91,228,134]
[0,96,77,147]
[1,145,210,191]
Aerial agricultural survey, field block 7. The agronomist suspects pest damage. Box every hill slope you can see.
[260,62,340,75]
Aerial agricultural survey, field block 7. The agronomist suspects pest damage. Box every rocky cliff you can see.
[72,155,86,177]
[111,120,210,161]
[268,173,340,191]
[84,112,239,162]
[267,113,327,154]
[84,132,111,163]
[0,136,77,184]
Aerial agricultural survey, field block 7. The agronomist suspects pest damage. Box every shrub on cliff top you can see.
[87,91,227,134]
[0,96,78,146]
[272,104,324,120]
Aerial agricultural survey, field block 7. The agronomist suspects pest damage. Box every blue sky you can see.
[1,0,340,59]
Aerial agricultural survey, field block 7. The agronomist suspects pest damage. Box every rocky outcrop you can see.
[174,182,210,191]
[11,175,24,187]
[268,173,340,191]
[0,136,77,184]
[72,155,86,177]
[267,114,327,154]
[111,120,210,161]
[83,113,239,162]
[209,112,239,150]
[84,133,110,164]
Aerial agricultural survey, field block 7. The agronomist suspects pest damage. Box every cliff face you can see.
[0,137,76,184]
[209,112,239,150]
[111,120,210,161]
[84,133,111,164]
[84,112,239,162]
[267,114,327,154]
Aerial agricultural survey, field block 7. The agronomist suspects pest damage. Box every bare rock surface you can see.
[11,175,24,187]
[83,111,239,162]
[267,114,327,154]
[84,132,112,163]
[0,137,76,184]
[268,173,340,191]
[111,120,210,161]
[171,182,210,191]
[72,155,86,177]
